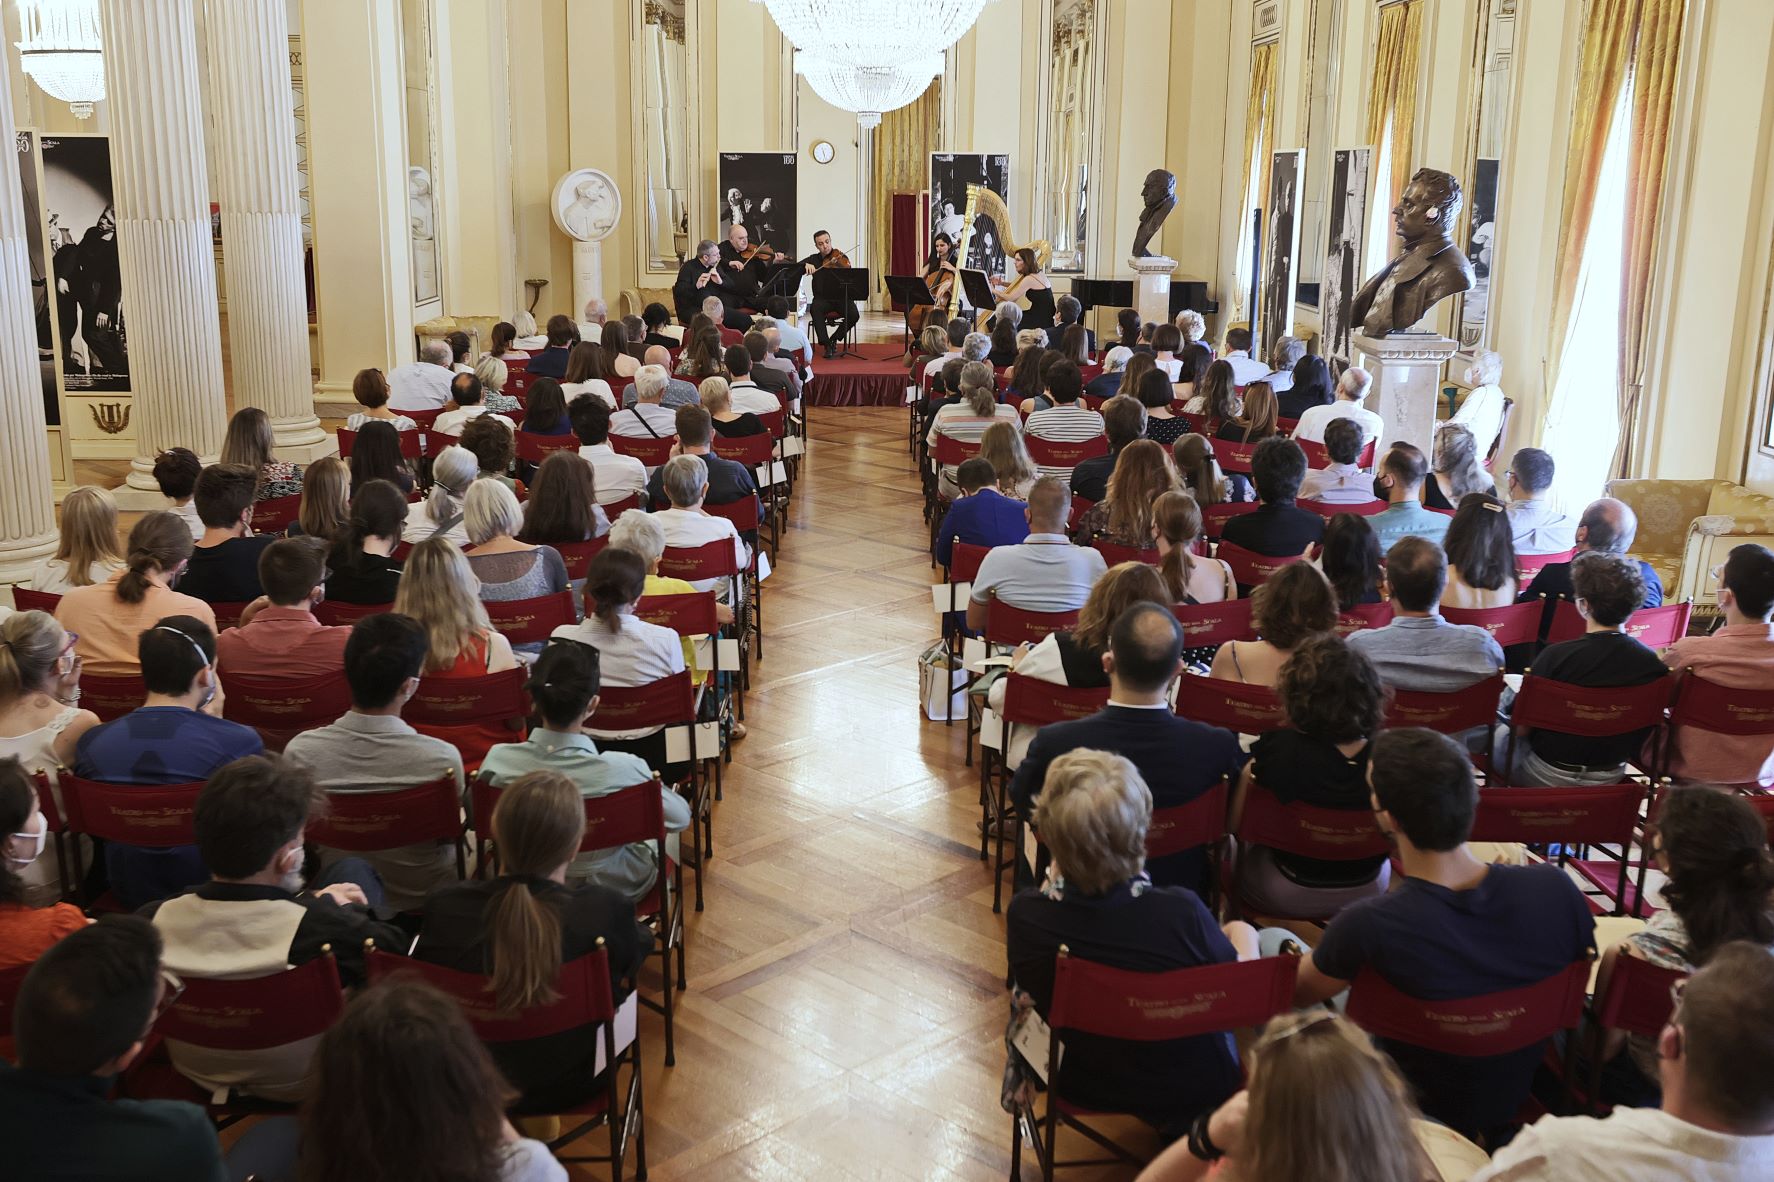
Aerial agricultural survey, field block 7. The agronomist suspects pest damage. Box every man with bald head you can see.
[1519,496,1664,645]
[966,477,1106,634]
[625,345,699,409]
[577,296,607,341]
[717,223,765,311]
[1010,602,1245,892]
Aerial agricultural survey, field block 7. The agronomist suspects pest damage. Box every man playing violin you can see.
[717,223,775,311]
[800,229,858,359]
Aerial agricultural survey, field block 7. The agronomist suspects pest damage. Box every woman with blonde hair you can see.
[26,486,122,593]
[1218,381,1279,445]
[402,444,477,546]
[1425,421,1495,510]
[1154,491,1234,605]
[1183,358,1240,424]
[700,375,764,438]
[55,511,215,673]
[926,361,1018,498]
[219,406,303,500]
[1209,561,1337,687]
[392,536,517,678]
[1073,438,1179,547]
[291,456,350,541]
[977,420,1037,500]
[607,509,734,698]
[472,352,522,415]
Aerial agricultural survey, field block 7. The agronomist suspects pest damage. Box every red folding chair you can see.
[1175,673,1284,734]
[1178,411,1210,433]
[1661,671,1774,786]
[484,591,578,647]
[249,494,301,535]
[1298,436,1376,469]
[406,667,530,772]
[1090,540,1160,566]
[1300,498,1388,517]
[1385,673,1506,750]
[311,599,392,626]
[405,407,445,430]
[609,433,677,468]
[1468,782,1649,915]
[220,670,351,751]
[1568,954,1687,1114]
[601,492,642,518]
[553,537,612,582]
[660,529,756,665]
[1146,779,1232,910]
[207,602,253,632]
[932,431,982,472]
[1443,602,1545,648]
[1228,784,1390,920]
[984,601,1079,650]
[77,671,146,721]
[710,430,773,468]
[423,429,459,459]
[59,775,204,901]
[366,946,644,1172]
[1545,599,1691,648]
[1334,601,1395,635]
[304,776,468,882]
[1023,433,1108,478]
[1216,540,1306,588]
[1065,495,1094,533]
[635,590,742,719]
[336,427,421,460]
[1503,673,1671,787]
[1276,416,1299,435]
[1515,548,1576,589]
[1201,501,1260,540]
[1211,438,1261,475]
[1170,597,1257,649]
[514,431,583,465]
[1746,792,1774,843]
[10,587,60,613]
[1013,951,1299,1182]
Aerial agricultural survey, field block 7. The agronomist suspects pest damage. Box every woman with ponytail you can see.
[417,768,649,1112]
[1154,491,1235,606]
[401,444,477,547]
[323,479,407,604]
[1172,433,1229,507]
[54,510,214,673]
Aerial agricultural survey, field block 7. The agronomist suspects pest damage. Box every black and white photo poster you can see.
[15,131,56,424]
[1323,146,1372,367]
[718,152,797,252]
[41,134,126,393]
[1261,149,1303,360]
[930,152,1010,278]
[1459,156,1499,350]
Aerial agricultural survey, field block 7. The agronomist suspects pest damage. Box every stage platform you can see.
[806,342,917,408]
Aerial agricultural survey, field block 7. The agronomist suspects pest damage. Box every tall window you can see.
[1233,40,1277,324]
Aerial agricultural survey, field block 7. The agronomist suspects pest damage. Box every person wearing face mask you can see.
[73,617,264,910]
[142,754,406,1103]
[0,757,87,970]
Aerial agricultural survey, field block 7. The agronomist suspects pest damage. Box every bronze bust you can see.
[1130,169,1176,258]
[1350,167,1475,336]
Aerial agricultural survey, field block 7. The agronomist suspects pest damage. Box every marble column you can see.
[0,48,59,583]
[206,0,330,462]
[1354,332,1460,457]
[100,0,229,502]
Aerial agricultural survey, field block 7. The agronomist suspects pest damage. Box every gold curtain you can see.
[1364,0,1424,218]
[1234,40,1277,319]
[1547,0,1688,474]
[868,80,942,311]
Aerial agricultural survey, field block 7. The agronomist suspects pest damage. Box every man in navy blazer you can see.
[1011,602,1246,892]
[934,459,1030,568]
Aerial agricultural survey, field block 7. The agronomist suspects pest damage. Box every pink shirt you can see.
[55,574,217,675]
[1661,622,1774,786]
[215,606,350,679]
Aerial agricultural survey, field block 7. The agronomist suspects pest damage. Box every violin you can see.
[815,249,851,270]
[737,241,777,265]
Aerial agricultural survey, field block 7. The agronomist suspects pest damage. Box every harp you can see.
[957,184,1052,277]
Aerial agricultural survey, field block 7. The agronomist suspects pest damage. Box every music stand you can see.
[884,275,937,354]
[811,267,869,359]
[757,261,802,302]
[959,268,997,328]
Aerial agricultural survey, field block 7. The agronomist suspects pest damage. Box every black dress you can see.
[711,412,766,438]
[324,548,404,605]
[1022,287,1056,331]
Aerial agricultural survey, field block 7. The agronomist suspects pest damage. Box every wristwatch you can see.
[1187,1112,1224,1162]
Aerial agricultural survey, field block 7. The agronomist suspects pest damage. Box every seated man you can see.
[143,755,408,1101]
[433,372,514,436]
[1220,326,1270,387]
[1052,293,1095,354]
[1012,603,1245,892]
[1220,437,1324,574]
[759,294,812,369]
[1504,447,1577,555]
[1472,942,1774,1182]
[568,393,647,506]
[215,537,350,678]
[75,617,264,910]
[1500,552,1670,788]
[1259,335,1305,392]
[1370,442,1451,551]
[653,454,752,604]
[1291,366,1382,446]
[1518,498,1665,645]
[1660,543,1774,786]
[1297,418,1374,505]
[935,458,1032,569]
[921,317,970,383]
[1070,395,1146,505]
[386,338,455,411]
[177,463,277,605]
[756,326,803,403]
[704,295,747,345]
[646,407,762,550]
[630,345,700,408]
[283,613,465,913]
[724,345,784,416]
[918,356,970,435]
[1295,727,1596,1141]
[1006,749,1254,1138]
[523,314,577,379]
[1023,361,1105,477]
[1349,537,1504,691]
[609,365,681,439]
[966,477,1106,634]
[0,917,227,1181]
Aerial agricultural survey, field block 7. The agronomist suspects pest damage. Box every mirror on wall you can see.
[639,0,691,273]
[400,0,440,306]
[1457,0,1516,354]
[1294,0,1340,310]
[1038,0,1100,274]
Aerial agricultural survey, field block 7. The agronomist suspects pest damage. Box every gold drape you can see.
[1364,0,1424,219]
[867,81,942,311]
[1547,0,1688,474]
[1234,40,1276,318]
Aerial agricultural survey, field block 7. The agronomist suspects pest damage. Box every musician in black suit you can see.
[716,224,766,311]
[800,230,858,358]
[673,239,750,329]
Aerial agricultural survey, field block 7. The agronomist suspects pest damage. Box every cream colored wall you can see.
[796,80,862,257]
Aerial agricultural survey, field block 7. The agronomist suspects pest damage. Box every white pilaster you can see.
[206,0,331,463]
[99,0,228,500]
[1354,332,1459,457]
[0,47,59,583]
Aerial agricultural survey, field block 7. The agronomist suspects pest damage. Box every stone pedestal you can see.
[1353,332,1459,456]
[1129,255,1176,329]
[573,239,603,330]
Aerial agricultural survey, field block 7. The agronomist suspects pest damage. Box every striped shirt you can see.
[1024,404,1106,480]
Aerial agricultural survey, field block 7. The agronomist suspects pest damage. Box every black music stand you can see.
[958,269,997,327]
[884,275,937,354]
[757,261,803,302]
[811,267,869,359]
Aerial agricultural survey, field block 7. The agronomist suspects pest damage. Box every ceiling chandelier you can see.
[758,0,992,69]
[15,0,105,119]
[795,52,940,129]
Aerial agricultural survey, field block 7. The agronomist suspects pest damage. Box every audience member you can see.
[1371,442,1451,550]
[1443,492,1518,608]
[1116,307,1142,351]
[290,455,349,541]
[489,319,529,360]
[760,294,812,367]
[927,364,1019,497]
[460,415,520,493]
[1450,351,1508,462]
[1299,418,1376,505]
[1318,512,1384,611]
[1504,447,1577,555]
[446,329,474,373]
[57,512,217,673]
[475,354,522,414]
[323,479,406,605]
[1220,438,1324,571]
[1220,326,1268,386]
[346,419,416,496]
[283,613,465,913]
[518,451,610,550]
[346,366,417,432]
[1295,727,1596,1140]
[389,341,461,411]
[1349,537,1504,694]
[1086,345,1134,401]
[610,365,681,438]
[922,318,970,383]
[1055,293,1094,353]
[701,375,764,438]
[435,371,514,435]
[402,445,476,546]
[1151,324,1185,380]
[1006,345,1048,407]
[463,481,570,656]
[645,405,761,516]
[569,393,648,504]
[523,315,577,379]
[1519,497,1666,634]
[0,758,85,965]
[1171,433,1228,507]
[1210,562,1338,687]
[934,458,1031,570]
[988,318,1021,367]
[26,486,120,597]
[1259,336,1306,392]
[629,345,700,408]
[394,538,519,680]
[1110,351,1158,419]
[641,301,677,349]
[179,463,277,604]
[977,420,1037,499]
[1425,422,1495,510]
[519,378,572,439]
[219,407,303,502]
[967,478,1107,632]
[216,537,350,677]
[1135,369,1189,447]
[1292,366,1381,445]
[1182,358,1239,423]
[748,329,801,405]
[559,340,616,410]
[1277,353,1335,421]
[1661,543,1774,785]
[1072,395,1147,504]
[1175,308,1208,354]
[1025,362,1104,474]
[1155,492,1234,604]
[1074,439,1179,548]
[606,510,733,691]
[152,447,204,540]
[1170,343,1211,406]
[652,455,752,604]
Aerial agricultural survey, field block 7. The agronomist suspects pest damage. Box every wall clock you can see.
[810,140,835,165]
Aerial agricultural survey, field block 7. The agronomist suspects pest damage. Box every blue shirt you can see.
[1369,498,1451,552]
[0,1063,225,1182]
[525,345,570,379]
[1346,615,1504,692]
[969,535,1106,615]
[934,488,1030,568]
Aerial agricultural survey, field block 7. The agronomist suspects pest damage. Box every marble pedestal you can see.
[1129,255,1177,329]
[573,239,603,328]
[1353,332,1459,456]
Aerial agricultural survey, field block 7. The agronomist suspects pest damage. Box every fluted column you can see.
[100,0,228,495]
[206,0,328,460]
[0,47,58,582]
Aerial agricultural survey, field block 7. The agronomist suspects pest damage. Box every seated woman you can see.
[1171,433,1229,507]
[288,455,349,540]
[519,377,574,437]
[676,327,726,381]
[1155,491,1235,605]
[394,537,518,679]
[347,419,416,497]
[417,770,651,1114]
[1056,324,1092,368]
[1278,352,1334,421]
[1592,787,1774,1107]
[1008,345,1049,411]
[459,416,521,495]
[473,353,522,415]
[402,445,477,547]
[601,321,640,379]
[1229,632,1390,920]
[488,318,529,362]
[1114,307,1142,352]
[911,323,949,379]
[220,406,302,501]
[1151,323,1184,381]
[1170,342,1212,407]
[987,319,1021,369]
[700,376,764,438]
[977,420,1037,500]
[925,369,1019,500]
[463,481,570,654]
[1137,369,1189,447]
[1074,439,1178,547]
[1209,562,1337,686]
[993,249,1055,330]
[446,329,474,373]
[606,510,734,699]
[0,759,87,969]
[1318,512,1384,612]
[55,512,215,674]
[324,479,406,605]
[518,452,611,551]
[559,342,615,409]
[26,485,123,594]
[1443,492,1517,609]
[1005,749,1257,1138]
[1182,358,1240,425]
[1424,421,1496,510]
[1085,345,1134,402]
[1215,381,1280,502]
[346,367,417,432]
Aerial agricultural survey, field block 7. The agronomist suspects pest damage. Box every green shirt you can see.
[0,1063,225,1182]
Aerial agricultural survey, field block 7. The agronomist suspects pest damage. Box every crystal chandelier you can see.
[758,0,991,69]
[795,52,940,129]
[15,0,106,119]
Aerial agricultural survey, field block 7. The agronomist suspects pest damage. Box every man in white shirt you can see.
[757,325,803,403]
[609,365,681,439]
[568,392,647,504]
[1504,446,1577,555]
[1298,418,1377,503]
[576,296,607,343]
[387,339,455,411]
[1292,366,1384,444]
[760,295,812,368]
[1259,336,1305,392]
[922,318,970,383]
[432,372,514,436]
[1451,349,1507,460]
[967,479,1107,630]
[653,454,751,603]
[1471,942,1774,1182]
[725,350,784,416]
[1220,327,1270,387]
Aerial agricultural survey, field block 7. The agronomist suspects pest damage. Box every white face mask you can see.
[6,812,46,867]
